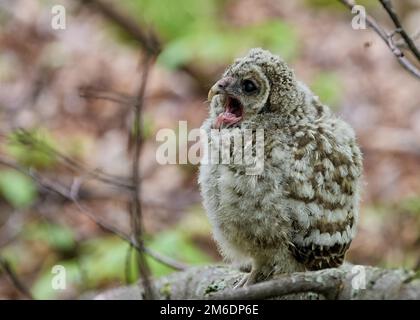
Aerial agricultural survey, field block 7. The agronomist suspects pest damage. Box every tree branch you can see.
[379,0,420,61]
[94,265,420,300]
[79,87,136,107]
[208,271,342,300]
[10,129,134,190]
[0,156,187,272]
[129,52,157,300]
[339,0,420,79]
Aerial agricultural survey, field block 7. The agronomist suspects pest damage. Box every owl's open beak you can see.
[208,77,234,101]
[208,84,226,102]
[208,77,243,129]
[207,86,219,102]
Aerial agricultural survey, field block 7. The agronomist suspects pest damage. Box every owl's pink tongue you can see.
[214,97,243,129]
[215,112,242,129]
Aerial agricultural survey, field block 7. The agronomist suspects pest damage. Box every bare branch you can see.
[96,265,420,300]
[143,247,187,272]
[379,0,420,61]
[129,52,157,300]
[10,129,134,190]
[72,198,186,271]
[0,156,187,272]
[339,0,420,79]
[207,271,342,300]
[0,256,33,299]
[395,30,420,50]
[79,87,136,106]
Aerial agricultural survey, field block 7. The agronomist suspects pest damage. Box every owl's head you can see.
[208,48,298,128]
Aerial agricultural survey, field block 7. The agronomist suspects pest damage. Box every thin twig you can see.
[339,0,420,79]
[72,199,186,271]
[143,247,186,271]
[0,156,187,271]
[395,30,420,50]
[0,256,33,299]
[11,129,134,190]
[129,52,157,299]
[379,0,420,61]
[79,87,137,106]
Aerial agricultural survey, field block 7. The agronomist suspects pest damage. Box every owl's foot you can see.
[233,266,273,289]
[233,274,249,289]
[233,272,258,289]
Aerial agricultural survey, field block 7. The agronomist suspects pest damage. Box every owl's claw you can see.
[233,271,259,289]
[233,275,249,289]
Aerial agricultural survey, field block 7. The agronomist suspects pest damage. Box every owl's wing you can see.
[282,117,363,270]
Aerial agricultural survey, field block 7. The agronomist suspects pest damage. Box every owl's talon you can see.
[233,275,249,289]
[233,269,260,289]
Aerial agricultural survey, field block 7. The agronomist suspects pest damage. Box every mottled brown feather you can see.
[290,241,351,270]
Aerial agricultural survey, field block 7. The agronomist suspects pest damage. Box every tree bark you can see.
[92,264,420,300]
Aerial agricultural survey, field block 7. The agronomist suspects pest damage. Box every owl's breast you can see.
[199,156,293,255]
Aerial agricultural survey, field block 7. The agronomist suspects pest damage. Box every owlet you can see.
[199,48,363,286]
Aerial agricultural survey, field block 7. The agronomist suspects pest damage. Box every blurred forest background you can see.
[0,0,420,299]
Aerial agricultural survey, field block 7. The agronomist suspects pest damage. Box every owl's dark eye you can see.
[242,79,258,94]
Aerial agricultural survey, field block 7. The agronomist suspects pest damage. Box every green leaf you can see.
[6,129,57,169]
[79,237,131,287]
[120,1,299,69]
[123,0,217,40]
[0,170,37,208]
[159,20,298,69]
[23,222,76,252]
[400,197,420,215]
[243,21,299,61]
[158,37,195,69]
[147,229,212,277]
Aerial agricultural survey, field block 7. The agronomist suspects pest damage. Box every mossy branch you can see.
[93,264,420,300]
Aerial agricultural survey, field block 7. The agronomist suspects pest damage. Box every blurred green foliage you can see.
[159,21,298,69]
[63,134,94,161]
[0,129,58,208]
[32,261,81,299]
[0,170,37,208]
[146,230,212,275]
[400,197,420,216]
[6,129,57,169]
[1,208,214,299]
[121,0,299,68]
[143,113,156,140]
[305,0,377,10]
[23,222,76,252]
[310,72,343,109]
